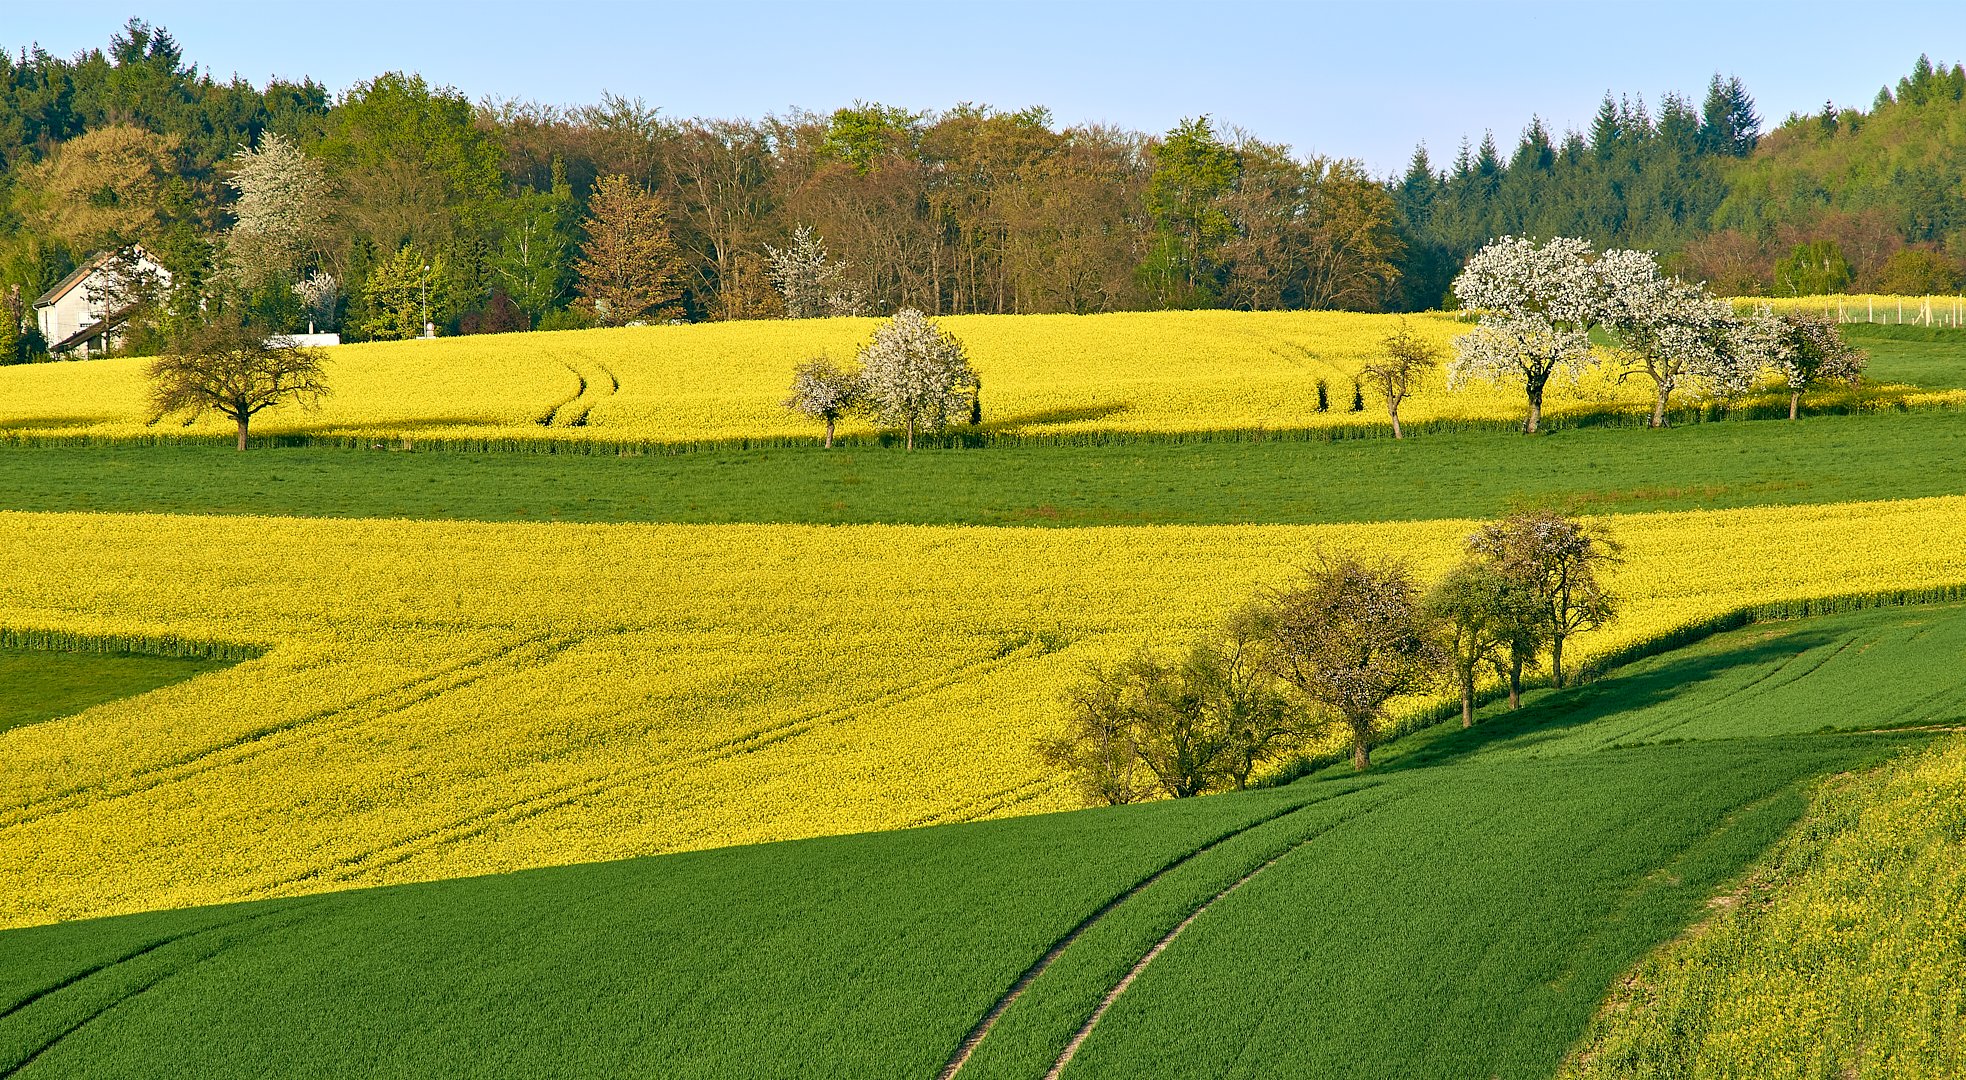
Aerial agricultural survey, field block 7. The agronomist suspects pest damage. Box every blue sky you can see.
[12,2,1964,175]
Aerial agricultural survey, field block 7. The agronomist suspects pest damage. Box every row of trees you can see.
[6,23,1955,357]
[1451,236,1868,433]
[0,20,1407,359]
[1040,511,1621,803]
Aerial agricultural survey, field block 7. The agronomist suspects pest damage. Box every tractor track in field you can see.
[937,783,1384,1080]
[904,778,1056,830]
[266,643,1058,891]
[1036,791,1400,1080]
[0,904,317,1078]
[540,356,620,428]
[0,635,580,831]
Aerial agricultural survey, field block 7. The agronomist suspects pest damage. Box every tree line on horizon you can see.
[0,19,1962,357]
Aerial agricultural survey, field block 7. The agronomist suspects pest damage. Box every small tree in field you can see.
[1468,511,1620,689]
[856,308,978,450]
[1039,658,1151,806]
[1738,306,1867,419]
[1265,554,1442,771]
[147,317,329,450]
[1362,320,1440,439]
[1450,236,1603,434]
[1424,561,1542,727]
[784,356,862,448]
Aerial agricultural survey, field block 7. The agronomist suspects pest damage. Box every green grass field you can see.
[1845,323,1966,389]
[3,604,1954,1079]
[2,409,1962,526]
[0,649,229,737]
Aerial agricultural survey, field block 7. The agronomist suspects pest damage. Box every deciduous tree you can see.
[147,315,329,450]
[783,356,862,448]
[855,308,977,450]
[1039,608,1298,802]
[1449,236,1603,433]
[1424,561,1542,726]
[1598,248,1756,427]
[1265,554,1442,771]
[1362,320,1440,438]
[765,225,863,318]
[1467,511,1621,689]
[1737,306,1867,419]
[222,131,330,289]
[573,174,685,326]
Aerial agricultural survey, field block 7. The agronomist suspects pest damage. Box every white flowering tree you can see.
[783,356,862,448]
[1597,249,1757,427]
[1449,236,1603,434]
[856,308,978,451]
[765,226,865,319]
[291,271,340,333]
[1735,306,1868,419]
[223,132,329,289]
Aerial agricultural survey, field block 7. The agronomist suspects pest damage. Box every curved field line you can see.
[0,905,315,1078]
[0,635,577,830]
[1040,843,1304,1079]
[265,643,1057,891]
[937,785,1376,1080]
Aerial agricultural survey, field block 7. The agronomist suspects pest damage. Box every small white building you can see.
[32,246,171,359]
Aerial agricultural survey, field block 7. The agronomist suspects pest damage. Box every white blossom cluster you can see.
[784,356,861,422]
[1598,248,1760,408]
[1450,236,1863,429]
[223,132,330,289]
[765,226,865,319]
[1447,237,1600,400]
[855,308,978,444]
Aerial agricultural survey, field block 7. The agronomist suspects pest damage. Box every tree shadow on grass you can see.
[1357,625,1850,779]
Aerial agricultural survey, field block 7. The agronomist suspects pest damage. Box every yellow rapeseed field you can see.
[0,310,1665,447]
[4,497,1966,928]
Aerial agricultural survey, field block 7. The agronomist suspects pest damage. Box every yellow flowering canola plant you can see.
[0,311,1658,448]
[3,497,1966,928]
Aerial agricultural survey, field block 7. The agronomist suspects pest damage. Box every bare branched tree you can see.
[1361,319,1441,438]
[147,318,330,450]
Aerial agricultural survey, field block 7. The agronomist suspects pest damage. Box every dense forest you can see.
[0,19,1963,354]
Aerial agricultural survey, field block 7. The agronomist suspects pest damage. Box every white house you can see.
[32,246,171,359]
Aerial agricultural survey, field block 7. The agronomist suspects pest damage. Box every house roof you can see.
[32,246,161,310]
[32,257,103,309]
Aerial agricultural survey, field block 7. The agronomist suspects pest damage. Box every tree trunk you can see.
[1524,380,1546,434]
[906,416,915,452]
[235,413,249,452]
[1509,653,1523,709]
[1460,674,1474,728]
[1551,632,1566,689]
[1389,402,1404,440]
[1790,389,1801,420]
[1352,736,1370,772]
[824,416,835,449]
[1651,383,1670,428]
